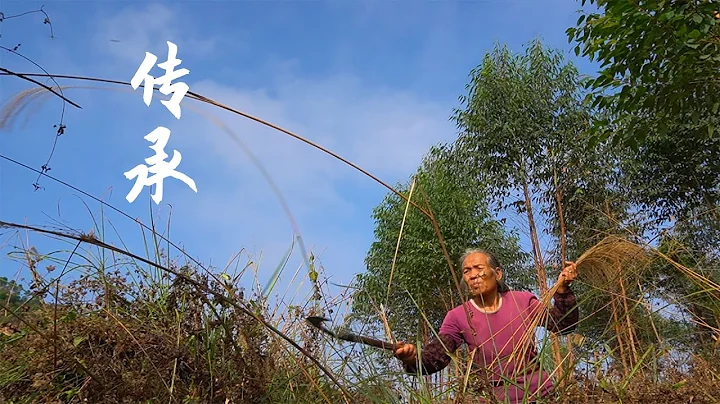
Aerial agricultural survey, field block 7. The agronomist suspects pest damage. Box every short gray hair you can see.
[460,248,510,293]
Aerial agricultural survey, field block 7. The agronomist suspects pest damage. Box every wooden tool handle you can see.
[338,332,399,351]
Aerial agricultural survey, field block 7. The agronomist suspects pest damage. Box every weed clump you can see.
[0,266,273,403]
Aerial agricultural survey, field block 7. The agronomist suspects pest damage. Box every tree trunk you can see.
[553,168,568,266]
[522,181,548,293]
[522,179,565,385]
[618,276,639,367]
[610,297,630,376]
[553,168,573,388]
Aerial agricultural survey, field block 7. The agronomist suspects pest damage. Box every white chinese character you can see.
[130,41,190,119]
[124,126,197,205]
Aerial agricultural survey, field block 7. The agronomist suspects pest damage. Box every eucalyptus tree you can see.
[451,39,599,291]
[568,2,720,362]
[568,0,720,226]
[567,0,720,149]
[352,146,530,343]
[448,40,665,374]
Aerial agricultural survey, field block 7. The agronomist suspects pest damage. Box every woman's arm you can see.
[542,261,580,334]
[401,333,461,375]
[546,288,579,335]
[396,310,465,375]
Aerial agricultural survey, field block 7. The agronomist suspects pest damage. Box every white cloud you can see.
[91,3,225,70]
[162,75,453,291]
[87,3,457,289]
[183,73,453,177]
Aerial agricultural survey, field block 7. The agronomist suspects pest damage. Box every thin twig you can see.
[0,45,71,188]
[0,68,80,108]
[0,6,55,38]
[385,177,416,314]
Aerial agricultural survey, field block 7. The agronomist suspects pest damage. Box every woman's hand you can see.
[394,341,417,364]
[557,261,578,293]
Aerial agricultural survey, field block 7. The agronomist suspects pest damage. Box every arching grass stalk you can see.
[0,71,431,218]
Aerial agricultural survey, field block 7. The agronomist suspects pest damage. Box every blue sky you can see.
[0,0,596,319]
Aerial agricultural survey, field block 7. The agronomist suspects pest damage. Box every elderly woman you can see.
[394,249,579,403]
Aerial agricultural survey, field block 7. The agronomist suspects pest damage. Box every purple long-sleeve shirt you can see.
[403,289,578,403]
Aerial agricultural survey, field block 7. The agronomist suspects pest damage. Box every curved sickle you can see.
[306,316,399,351]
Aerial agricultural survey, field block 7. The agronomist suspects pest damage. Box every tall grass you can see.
[2,194,718,403]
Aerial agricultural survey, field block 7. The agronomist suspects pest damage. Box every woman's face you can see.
[462,252,503,296]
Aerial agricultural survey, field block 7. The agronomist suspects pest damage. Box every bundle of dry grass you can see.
[573,235,651,292]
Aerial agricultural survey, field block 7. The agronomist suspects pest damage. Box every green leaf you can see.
[627,133,638,151]
[263,240,294,296]
[620,85,631,98]
[588,135,599,149]
[621,346,655,390]
[692,14,703,23]
[688,29,701,39]
[73,336,86,348]
[677,24,688,36]
[672,380,687,390]
[62,311,77,322]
